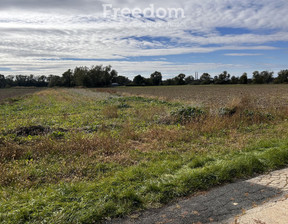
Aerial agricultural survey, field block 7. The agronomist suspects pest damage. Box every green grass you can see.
[0,88,287,223]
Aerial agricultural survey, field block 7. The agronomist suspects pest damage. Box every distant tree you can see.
[133,75,146,86]
[163,78,177,85]
[231,76,239,84]
[61,69,74,87]
[215,71,231,84]
[110,69,118,83]
[0,74,6,88]
[200,73,211,85]
[48,65,119,88]
[5,75,15,87]
[150,71,162,85]
[88,65,115,87]
[253,71,273,84]
[252,71,262,84]
[275,70,288,83]
[85,65,111,87]
[177,73,186,85]
[35,75,48,87]
[27,75,37,86]
[103,65,113,86]
[74,66,88,86]
[102,65,113,86]
[15,75,28,86]
[167,73,186,85]
[213,76,219,84]
[0,65,121,88]
[261,71,274,84]
[113,75,131,85]
[86,65,100,87]
[185,75,194,84]
[48,75,62,87]
[2,65,285,88]
[239,72,248,84]
[144,77,152,86]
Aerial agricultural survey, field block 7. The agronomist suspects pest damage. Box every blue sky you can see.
[0,0,287,78]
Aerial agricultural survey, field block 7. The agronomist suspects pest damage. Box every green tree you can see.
[185,75,194,84]
[253,71,273,84]
[74,67,88,86]
[0,74,6,88]
[113,75,131,85]
[103,65,114,86]
[239,73,248,84]
[110,69,118,83]
[36,75,48,87]
[133,75,146,86]
[48,75,62,87]
[213,76,219,84]
[15,75,29,86]
[177,73,186,85]
[163,78,177,85]
[252,71,262,84]
[62,69,74,87]
[215,71,230,84]
[275,70,288,83]
[27,75,36,86]
[200,73,211,85]
[87,65,106,87]
[261,71,273,84]
[231,76,239,84]
[5,75,15,87]
[150,71,162,85]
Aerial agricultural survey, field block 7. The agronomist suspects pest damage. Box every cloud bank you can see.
[0,0,287,77]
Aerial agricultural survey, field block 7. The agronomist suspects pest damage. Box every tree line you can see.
[0,65,288,88]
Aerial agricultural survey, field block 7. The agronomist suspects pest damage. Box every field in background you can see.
[106,85,288,108]
[0,86,288,223]
[0,87,43,102]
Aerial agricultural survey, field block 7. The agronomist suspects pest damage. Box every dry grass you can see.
[0,134,129,163]
[0,133,133,187]
[102,105,119,119]
[133,105,167,121]
[105,85,288,109]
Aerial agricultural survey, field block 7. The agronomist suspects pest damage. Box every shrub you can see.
[171,106,205,123]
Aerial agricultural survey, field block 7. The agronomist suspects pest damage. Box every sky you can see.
[0,0,288,79]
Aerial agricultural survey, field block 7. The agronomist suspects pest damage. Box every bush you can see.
[171,106,205,123]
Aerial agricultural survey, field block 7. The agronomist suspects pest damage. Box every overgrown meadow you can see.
[0,87,288,223]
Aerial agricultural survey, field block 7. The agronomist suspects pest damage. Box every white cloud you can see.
[0,56,249,78]
[224,53,263,56]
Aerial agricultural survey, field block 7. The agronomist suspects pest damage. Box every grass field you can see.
[0,86,288,223]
